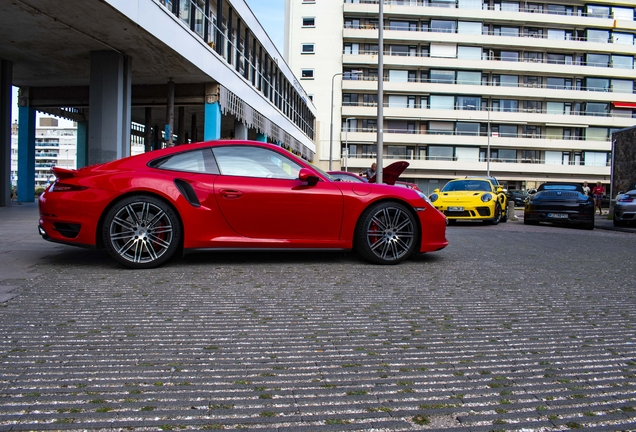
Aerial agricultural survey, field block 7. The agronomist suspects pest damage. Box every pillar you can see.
[0,60,12,207]
[76,121,88,168]
[144,108,152,153]
[255,132,267,142]
[17,88,35,202]
[166,79,174,146]
[204,83,221,141]
[88,51,132,165]
[176,106,185,145]
[234,120,248,140]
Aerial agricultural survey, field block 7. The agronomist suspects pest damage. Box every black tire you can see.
[355,202,418,265]
[447,218,457,225]
[485,203,501,225]
[614,219,627,227]
[582,220,594,230]
[102,195,181,269]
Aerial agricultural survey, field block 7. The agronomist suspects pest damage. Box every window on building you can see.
[429,95,455,110]
[612,79,634,93]
[428,145,454,159]
[546,102,565,115]
[363,94,378,106]
[342,93,359,106]
[457,95,481,110]
[430,43,457,58]
[585,103,609,116]
[457,46,482,60]
[457,21,482,35]
[456,123,480,136]
[612,55,634,69]
[428,122,454,135]
[389,45,410,56]
[587,5,610,18]
[612,32,634,45]
[524,52,543,62]
[613,7,634,20]
[499,99,519,112]
[388,70,409,82]
[585,128,608,141]
[301,69,314,79]
[586,53,609,67]
[458,0,482,9]
[344,18,360,29]
[301,43,315,54]
[500,51,519,62]
[524,100,542,112]
[587,29,609,43]
[495,26,519,37]
[389,21,416,31]
[455,146,480,161]
[499,75,518,87]
[302,17,315,27]
[497,148,517,162]
[456,71,481,85]
[429,70,455,83]
[497,124,517,137]
[584,151,608,166]
[430,20,456,33]
[586,77,609,91]
[344,43,359,55]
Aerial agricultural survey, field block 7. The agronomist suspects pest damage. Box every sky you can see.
[245,0,286,53]
[11,1,286,125]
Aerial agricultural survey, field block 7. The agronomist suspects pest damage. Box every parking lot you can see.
[0,203,635,431]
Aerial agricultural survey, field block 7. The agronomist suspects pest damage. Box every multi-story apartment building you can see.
[11,116,150,189]
[285,0,636,193]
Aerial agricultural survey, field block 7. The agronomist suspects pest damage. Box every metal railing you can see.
[344,0,632,21]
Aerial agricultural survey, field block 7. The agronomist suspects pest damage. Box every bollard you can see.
[508,198,518,221]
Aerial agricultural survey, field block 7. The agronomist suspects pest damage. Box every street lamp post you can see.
[329,71,361,170]
[344,117,356,171]
[487,103,491,177]
[376,0,384,184]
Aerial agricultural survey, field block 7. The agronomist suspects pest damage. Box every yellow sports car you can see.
[429,177,508,224]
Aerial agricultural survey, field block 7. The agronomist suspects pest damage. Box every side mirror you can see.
[298,168,319,186]
[433,188,440,193]
[496,186,504,193]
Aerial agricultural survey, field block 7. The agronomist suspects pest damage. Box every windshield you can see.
[540,185,578,191]
[442,180,492,192]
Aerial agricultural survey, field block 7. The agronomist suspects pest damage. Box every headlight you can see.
[481,193,493,202]
[429,193,438,203]
[415,190,432,204]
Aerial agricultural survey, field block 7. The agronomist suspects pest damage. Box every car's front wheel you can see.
[102,195,181,269]
[485,203,502,225]
[355,202,418,265]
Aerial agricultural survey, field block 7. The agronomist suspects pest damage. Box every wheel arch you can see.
[352,198,422,252]
[95,190,184,251]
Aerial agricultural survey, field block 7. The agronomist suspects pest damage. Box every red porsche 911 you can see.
[39,141,448,268]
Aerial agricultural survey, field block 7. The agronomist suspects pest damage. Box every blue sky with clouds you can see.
[245,0,285,53]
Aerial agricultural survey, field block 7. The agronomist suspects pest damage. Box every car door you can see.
[212,145,344,240]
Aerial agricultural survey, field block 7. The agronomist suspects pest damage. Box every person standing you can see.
[582,181,590,196]
[361,162,376,179]
[591,181,605,215]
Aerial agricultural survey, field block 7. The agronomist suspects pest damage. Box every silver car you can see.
[614,186,636,227]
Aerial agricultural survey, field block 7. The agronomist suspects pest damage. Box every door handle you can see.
[219,189,243,199]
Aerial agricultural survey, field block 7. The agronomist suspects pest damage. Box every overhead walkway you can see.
[0,0,317,205]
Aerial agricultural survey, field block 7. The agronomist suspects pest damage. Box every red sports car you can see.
[39,141,448,268]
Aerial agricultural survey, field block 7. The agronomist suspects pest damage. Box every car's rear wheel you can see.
[485,203,501,225]
[103,195,181,269]
[355,202,418,265]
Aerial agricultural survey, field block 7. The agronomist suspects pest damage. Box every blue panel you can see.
[76,121,88,168]
[17,106,35,202]
[255,132,267,142]
[204,102,221,141]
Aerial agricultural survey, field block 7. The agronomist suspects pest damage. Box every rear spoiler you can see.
[52,166,77,180]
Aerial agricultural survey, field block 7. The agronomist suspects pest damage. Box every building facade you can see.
[286,0,635,193]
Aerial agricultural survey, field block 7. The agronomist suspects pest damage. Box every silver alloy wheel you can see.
[108,201,174,264]
[365,206,415,262]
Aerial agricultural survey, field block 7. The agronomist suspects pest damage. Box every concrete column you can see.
[0,60,12,207]
[144,108,152,153]
[190,113,198,143]
[88,51,132,165]
[255,132,267,142]
[76,121,88,168]
[166,79,174,146]
[17,91,35,203]
[204,83,221,141]
[234,120,248,140]
[176,106,185,145]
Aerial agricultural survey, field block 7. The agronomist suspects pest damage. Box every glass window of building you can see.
[500,51,519,62]
[344,18,359,29]
[388,95,408,108]
[498,124,517,136]
[429,70,455,83]
[547,29,565,40]
[584,151,608,166]
[499,99,518,112]
[587,5,610,18]
[585,77,609,91]
[456,123,480,136]
[429,0,456,8]
[389,45,411,56]
[388,70,408,82]
[587,29,609,43]
[524,52,543,62]
[524,100,542,112]
[457,46,482,60]
[430,20,456,33]
[496,26,519,37]
[455,146,480,161]
[458,0,481,10]
[457,95,481,110]
[499,75,518,87]
[428,122,454,135]
[363,94,378,106]
[387,121,407,133]
[611,55,634,69]
[428,145,454,159]
[430,43,457,58]
[343,43,359,55]
[585,129,608,141]
[301,69,314,79]
[498,2,520,12]
[611,79,634,93]
[302,17,315,27]
[343,93,359,106]
[387,146,408,158]
[458,21,482,35]
[302,43,315,54]
[546,102,565,115]
[498,149,516,162]
[429,95,455,110]
[586,53,609,67]
[456,71,481,85]
[585,103,609,116]
[612,32,634,45]
[612,7,634,21]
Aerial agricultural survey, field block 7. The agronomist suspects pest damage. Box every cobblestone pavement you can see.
[0,205,635,431]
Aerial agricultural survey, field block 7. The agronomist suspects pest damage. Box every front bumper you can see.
[433,202,495,220]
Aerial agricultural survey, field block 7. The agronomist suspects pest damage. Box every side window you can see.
[213,146,303,180]
[150,149,217,173]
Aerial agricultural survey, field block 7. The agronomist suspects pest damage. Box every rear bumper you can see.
[524,206,594,224]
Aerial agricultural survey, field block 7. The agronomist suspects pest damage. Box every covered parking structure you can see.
[0,0,316,206]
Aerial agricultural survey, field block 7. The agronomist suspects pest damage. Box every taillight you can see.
[49,182,87,192]
[618,196,634,203]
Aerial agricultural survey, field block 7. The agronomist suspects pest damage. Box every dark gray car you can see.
[614,183,636,227]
